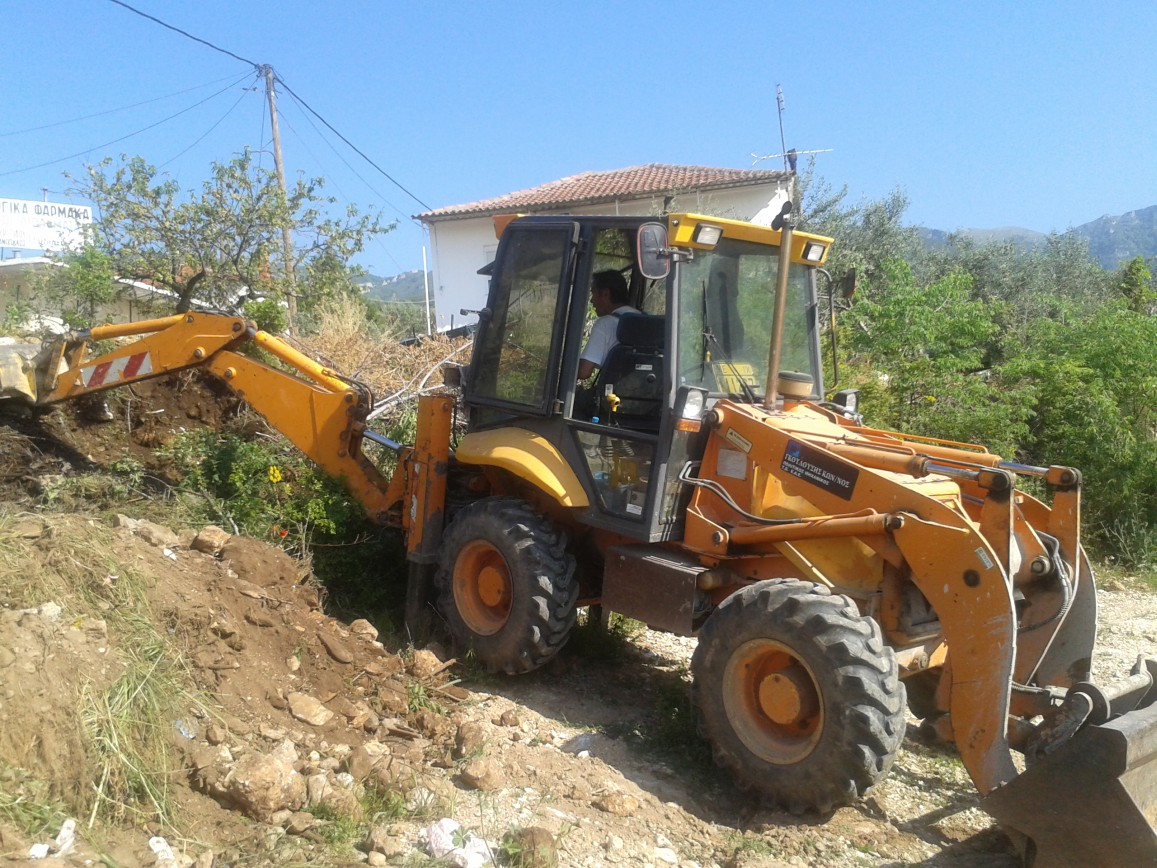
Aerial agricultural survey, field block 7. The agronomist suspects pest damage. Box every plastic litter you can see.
[149,835,177,863]
[423,818,492,868]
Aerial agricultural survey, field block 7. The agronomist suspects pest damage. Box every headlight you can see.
[692,224,723,248]
[802,242,826,262]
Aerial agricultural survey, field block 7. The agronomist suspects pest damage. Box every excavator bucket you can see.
[0,343,39,402]
[983,698,1157,866]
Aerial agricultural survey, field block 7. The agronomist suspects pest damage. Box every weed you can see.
[407,681,446,715]
[81,634,201,826]
[0,766,70,840]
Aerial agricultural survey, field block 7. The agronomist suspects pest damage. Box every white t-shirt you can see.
[580,305,638,369]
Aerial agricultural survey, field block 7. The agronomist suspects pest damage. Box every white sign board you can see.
[0,198,93,251]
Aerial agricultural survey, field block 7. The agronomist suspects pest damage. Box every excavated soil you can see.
[1,372,1155,867]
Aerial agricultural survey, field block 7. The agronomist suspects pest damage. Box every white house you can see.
[416,164,792,330]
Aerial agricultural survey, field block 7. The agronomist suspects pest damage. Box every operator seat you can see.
[593,312,665,431]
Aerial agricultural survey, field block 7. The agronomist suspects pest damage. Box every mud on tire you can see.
[691,579,906,813]
[435,497,577,674]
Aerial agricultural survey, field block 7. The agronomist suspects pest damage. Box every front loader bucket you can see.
[983,700,1157,866]
[0,344,38,402]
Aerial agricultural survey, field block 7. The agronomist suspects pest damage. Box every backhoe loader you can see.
[3,209,1156,865]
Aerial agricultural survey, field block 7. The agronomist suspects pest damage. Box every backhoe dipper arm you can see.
[29,312,405,526]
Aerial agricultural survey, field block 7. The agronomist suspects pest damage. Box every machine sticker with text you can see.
[725,428,753,453]
[781,440,859,501]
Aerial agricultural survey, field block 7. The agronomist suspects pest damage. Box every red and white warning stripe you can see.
[80,352,153,389]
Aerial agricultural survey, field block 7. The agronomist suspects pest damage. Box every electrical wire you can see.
[274,76,431,212]
[104,1,431,219]
[158,83,257,169]
[0,74,245,137]
[106,0,260,70]
[278,92,409,224]
[0,76,251,179]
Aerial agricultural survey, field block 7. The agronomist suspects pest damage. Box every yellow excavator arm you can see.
[0,312,452,539]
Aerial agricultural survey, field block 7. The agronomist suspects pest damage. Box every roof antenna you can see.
[750,84,832,172]
[776,85,789,172]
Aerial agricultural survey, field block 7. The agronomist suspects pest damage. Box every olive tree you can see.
[69,151,391,317]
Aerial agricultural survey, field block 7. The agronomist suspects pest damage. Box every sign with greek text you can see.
[0,198,93,251]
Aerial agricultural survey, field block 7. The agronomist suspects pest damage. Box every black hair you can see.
[592,269,630,304]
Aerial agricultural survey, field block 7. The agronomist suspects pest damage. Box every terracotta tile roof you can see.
[417,164,787,222]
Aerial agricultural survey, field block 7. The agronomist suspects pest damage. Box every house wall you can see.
[425,180,790,330]
[0,259,171,333]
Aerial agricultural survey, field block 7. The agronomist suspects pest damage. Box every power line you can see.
[274,77,431,211]
[0,76,251,179]
[107,0,259,70]
[0,74,244,137]
[278,92,409,223]
[104,0,432,215]
[159,81,258,169]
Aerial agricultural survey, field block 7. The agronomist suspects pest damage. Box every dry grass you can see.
[0,509,205,830]
[294,294,471,427]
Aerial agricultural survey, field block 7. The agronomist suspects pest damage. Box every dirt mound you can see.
[0,508,1034,868]
[0,370,239,504]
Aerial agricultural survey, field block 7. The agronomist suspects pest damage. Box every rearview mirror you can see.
[637,223,670,280]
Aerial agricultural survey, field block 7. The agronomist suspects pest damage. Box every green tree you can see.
[842,261,1034,456]
[39,245,119,328]
[69,151,392,317]
[1115,256,1155,314]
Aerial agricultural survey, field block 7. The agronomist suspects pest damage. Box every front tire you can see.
[436,497,577,674]
[692,579,906,813]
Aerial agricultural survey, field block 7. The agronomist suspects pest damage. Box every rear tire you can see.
[436,497,577,674]
[692,579,906,813]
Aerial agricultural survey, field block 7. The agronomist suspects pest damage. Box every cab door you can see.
[465,221,580,420]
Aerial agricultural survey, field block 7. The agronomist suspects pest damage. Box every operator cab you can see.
[463,213,830,542]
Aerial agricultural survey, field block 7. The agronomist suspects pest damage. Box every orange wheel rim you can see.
[722,638,823,764]
[452,540,512,636]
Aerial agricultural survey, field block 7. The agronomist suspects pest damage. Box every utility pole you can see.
[263,65,297,329]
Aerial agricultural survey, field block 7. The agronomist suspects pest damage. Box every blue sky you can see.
[3,1,1155,275]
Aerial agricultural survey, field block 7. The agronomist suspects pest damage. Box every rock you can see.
[288,692,334,726]
[136,520,179,548]
[458,758,503,791]
[414,708,453,741]
[367,852,387,867]
[306,772,362,819]
[377,679,410,714]
[369,755,418,789]
[364,655,405,677]
[270,739,298,765]
[205,724,227,746]
[285,811,315,834]
[498,709,521,727]
[318,632,355,664]
[409,649,444,679]
[224,752,305,822]
[594,792,640,817]
[504,827,558,868]
[454,720,486,759]
[9,518,47,539]
[349,618,379,640]
[191,525,231,555]
[0,646,14,668]
[363,824,407,856]
[346,745,375,782]
[655,846,679,864]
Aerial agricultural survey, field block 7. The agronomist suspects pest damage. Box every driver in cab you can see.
[577,269,637,383]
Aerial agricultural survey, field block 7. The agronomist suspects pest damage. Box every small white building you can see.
[0,257,182,334]
[416,164,792,330]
